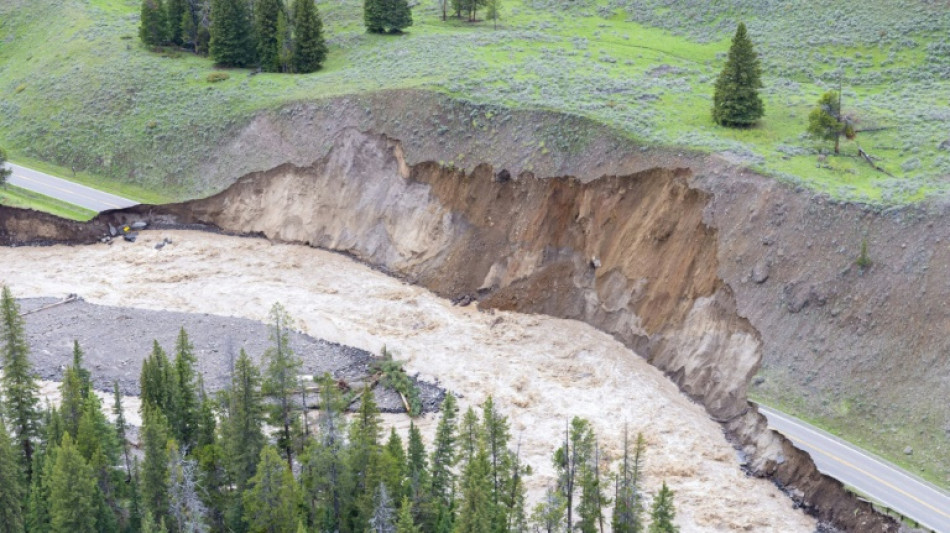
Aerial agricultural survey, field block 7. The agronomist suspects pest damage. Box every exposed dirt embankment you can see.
[0,128,899,531]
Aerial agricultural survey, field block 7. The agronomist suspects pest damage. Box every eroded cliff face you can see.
[0,129,898,531]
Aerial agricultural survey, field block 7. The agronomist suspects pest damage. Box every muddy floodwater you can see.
[0,230,815,532]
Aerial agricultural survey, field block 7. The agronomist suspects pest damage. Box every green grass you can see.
[0,185,97,221]
[0,0,948,204]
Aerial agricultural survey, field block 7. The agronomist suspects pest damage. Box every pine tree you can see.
[613,429,645,533]
[141,410,170,524]
[71,341,92,398]
[49,434,97,533]
[712,22,764,128]
[262,302,302,468]
[76,394,117,464]
[166,0,186,45]
[530,488,565,533]
[383,0,412,33]
[276,8,293,72]
[173,327,199,451]
[481,396,512,530]
[141,0,169,46]
[25,443,53,532]
[506,443,529,533]
[807,90,855,155]
[293,0,328,73]
[554,417,595,531]
[370,482,396,533]
[485,0,500,29]
[301,374,347,530]
[454,444,493,533]
[112,382,131,480]
[405,421,428,519]
[345,388,384,532]
[383,427,407,499]
[364,0,385,33]
[648,482,678,533]
[1,286,41,477]
[426,393,458,531]
[59,367,85,439]
[254,0,282,72]
[140,340,180,427]
[222,349,265,491]
[243,446,300,533]
[209,0,256,67]
[458,407,480,468]
[395,496,420,533]
[0,415,25,533]
[166,441,208,533]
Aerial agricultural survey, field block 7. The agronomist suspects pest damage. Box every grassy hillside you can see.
[0,0,948,203]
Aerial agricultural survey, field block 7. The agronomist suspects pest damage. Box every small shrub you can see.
[206,72,230,83]
[856,239,872,270]
[14,84,26,94]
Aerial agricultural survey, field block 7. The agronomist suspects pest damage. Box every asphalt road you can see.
[760,406,950,532]
[4,162,138,212]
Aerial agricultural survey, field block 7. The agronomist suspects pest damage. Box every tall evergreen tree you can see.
[173,327,199,451]
[395,495,420,533]
[345,388,384,532]
[370,482,396,533]
[364,0,385,33]
[454,444,493,533]
[1,286,41,477]
[292,0,328,73]
[254,0,282,72]
[648,482,678,533]
[405,420,428,520]
[141,409,171,524]
[209,0,257,67]
[712,22,764,127]
[25,438,54,533]
[59,366,85,439]
[0,415,25,533]
[613,429,646,533]
[71,341,92,398]
[112,382,131,480]
[383,0,412,33]
[275,8,294,72]
[141,0,169,46]
[262,302,302,468]
[166,0,187,44]
[222,349,265,492]
[243,446,300,533]
[481,396,512,530]
[301,374,347,531]
[553,417,595,531]
[140,340,179,426]
[383,428,407,499]
[166,441,208,533]
[426,393,458,532]
[48,434,97,533]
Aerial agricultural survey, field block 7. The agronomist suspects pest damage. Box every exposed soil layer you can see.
[0,128,906,531]
[18,297,444,413]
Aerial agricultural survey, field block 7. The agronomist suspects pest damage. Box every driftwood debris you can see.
[20,294,81,317]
